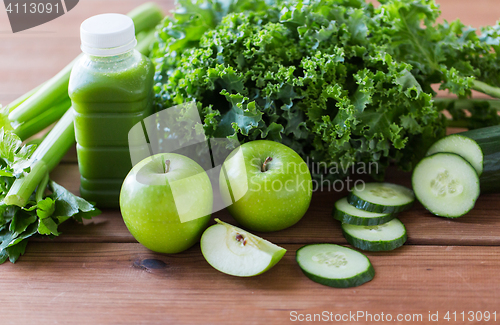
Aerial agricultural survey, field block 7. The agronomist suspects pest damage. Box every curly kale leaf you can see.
[153,0,500,179]
[373,0,500,128]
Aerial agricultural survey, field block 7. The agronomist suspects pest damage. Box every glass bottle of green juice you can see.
[69,14,154,208]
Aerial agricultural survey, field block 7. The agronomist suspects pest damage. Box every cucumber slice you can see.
[348,183,415,213]
[341,218,407,251]
[412,153,480,218]
[427,134,483,175]
[426,126,500,193]
[296,244,375,288]
[333,197,397,225]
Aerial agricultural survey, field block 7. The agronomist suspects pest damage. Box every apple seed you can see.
[235,233,247,246]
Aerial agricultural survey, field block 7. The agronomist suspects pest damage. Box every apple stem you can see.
[261,157,273,172]
[163,160,171,173]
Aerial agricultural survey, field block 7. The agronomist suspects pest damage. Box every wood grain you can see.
[1,1,500,324]
[0,243,498,325]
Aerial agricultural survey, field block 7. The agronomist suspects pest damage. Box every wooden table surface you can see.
[1,1,500,324]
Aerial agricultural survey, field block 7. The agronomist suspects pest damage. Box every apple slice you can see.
[200,219,286,277]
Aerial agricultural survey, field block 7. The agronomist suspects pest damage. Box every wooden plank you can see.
[0,243,498,324]
[435,0,500,27]
[0,1,499,324]
[45,163,500,246]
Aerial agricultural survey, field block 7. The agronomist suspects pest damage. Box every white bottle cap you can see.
[80,13,137,56]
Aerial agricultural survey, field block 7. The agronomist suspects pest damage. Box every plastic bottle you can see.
[69,13,154,208]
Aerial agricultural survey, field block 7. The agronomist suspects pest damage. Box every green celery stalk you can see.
[13,97,72,141]
[126,2,164,34]
[32,108,75,171]
[35,173,49,203]
[435,97,500,129]
[5,160,48,206]
[136,29,157,56]
[471,80,500,99]
[8,59,76,124]
[7,2,163,129]
[4,83,45,113]
[434,98,500,111]
[4,108,75,207]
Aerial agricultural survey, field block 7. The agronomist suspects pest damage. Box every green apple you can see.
[200,219,286,276]
[120,153,212,254]
[220,140,312,232]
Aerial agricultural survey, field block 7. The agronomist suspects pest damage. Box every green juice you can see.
[69,50,154,207]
